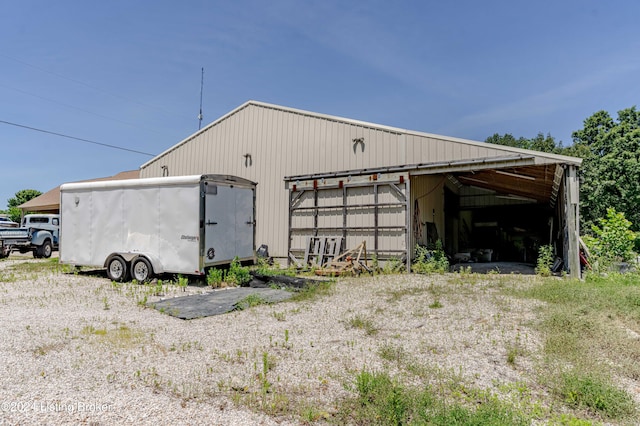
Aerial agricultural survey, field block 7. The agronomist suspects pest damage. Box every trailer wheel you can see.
[131,257,153,283]
[106,256,129,282]
[36,240,53,259]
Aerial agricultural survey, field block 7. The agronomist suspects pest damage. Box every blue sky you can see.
[1,1,639,209]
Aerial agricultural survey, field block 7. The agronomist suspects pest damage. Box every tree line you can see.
[1,189,42,223]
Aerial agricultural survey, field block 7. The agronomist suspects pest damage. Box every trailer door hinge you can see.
[206,220,218,226]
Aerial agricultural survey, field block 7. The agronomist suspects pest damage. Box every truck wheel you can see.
[131,257,153,283]
[37,240,53,259]
[106,256,128,282]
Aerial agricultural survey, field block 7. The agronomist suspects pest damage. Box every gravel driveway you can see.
[0,256,544,425]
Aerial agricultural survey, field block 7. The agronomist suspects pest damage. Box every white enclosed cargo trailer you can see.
[59,174,256,281]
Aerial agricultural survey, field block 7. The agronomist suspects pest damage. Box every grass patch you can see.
[33,342,66,356]
[235,293,267,310]
[252,259,298,277]
[337,370,530,425]
[288,279,335,302]
[346,314,378,336]
[3,258,72,275]
[81,324,146,348]
[378,343,406,364]
[385,286,429,302]
[509,272,640,422]
[557,370,636,419]
[428,299,443,309]
[81,325,107,336]
[0,271,18,282]
[505,334,526,366]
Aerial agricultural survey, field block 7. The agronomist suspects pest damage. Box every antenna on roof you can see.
[198,67,204,130]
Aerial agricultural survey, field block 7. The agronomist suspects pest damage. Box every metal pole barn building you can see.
[140,101,583,277]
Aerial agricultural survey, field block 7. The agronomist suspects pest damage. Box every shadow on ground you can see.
[450,261,535,275]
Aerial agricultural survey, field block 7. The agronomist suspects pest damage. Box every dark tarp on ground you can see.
[150,287,293,320]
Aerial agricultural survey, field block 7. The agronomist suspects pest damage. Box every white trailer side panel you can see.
[91,186,126,265]
[155,184,202,274]
[60,189,93,265]
[123,183,201,274]
[60,178,201,274]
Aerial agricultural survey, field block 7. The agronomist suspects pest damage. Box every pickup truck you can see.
[0,216,19,228]
[0,214,59,259]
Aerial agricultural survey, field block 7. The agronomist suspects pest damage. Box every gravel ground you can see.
[0,255,547,425]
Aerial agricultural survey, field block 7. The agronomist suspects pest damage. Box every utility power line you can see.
[0,83,166,136]
[1,53,194,121]
[0,119,156,157]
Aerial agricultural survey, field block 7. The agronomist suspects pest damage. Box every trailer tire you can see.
[106,255,129,282]
[36,240,53,259]
[131,257,153,283]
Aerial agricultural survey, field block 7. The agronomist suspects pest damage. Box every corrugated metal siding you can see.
[141,102,573,259]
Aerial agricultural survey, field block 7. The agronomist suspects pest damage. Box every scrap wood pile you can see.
[315,241,372,276]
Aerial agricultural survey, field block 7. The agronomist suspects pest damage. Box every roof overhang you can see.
[285,155,536,181]
[285,154,570,207]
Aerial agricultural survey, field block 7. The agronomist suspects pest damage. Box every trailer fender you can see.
[105,252,133,267]
[129,253,163,283]
[132,253,164,274]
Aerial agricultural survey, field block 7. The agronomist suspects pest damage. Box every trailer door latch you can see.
[206,220,218,226]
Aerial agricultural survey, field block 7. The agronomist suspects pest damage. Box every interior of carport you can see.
[412,160,577,275]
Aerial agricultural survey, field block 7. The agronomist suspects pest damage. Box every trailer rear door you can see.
[203,184,255,265]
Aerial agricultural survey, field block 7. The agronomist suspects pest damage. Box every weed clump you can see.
[535,244,554,276]
[338,370,530,425]
[412,241,449,274]
[557,370,635,419]
[206,257,251,288]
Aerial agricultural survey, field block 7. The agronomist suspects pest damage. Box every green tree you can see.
[485,132,524,148]
[570,107,640,240]
[485,132,564,154]
[528,132,564,153]
[585,207,637,263]
[4,189,42,222]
